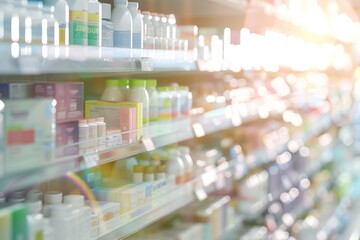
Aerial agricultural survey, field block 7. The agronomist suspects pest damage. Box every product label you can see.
[158,97,172,120]
[88,13,99,46]
[114,30,131,48]
[102,24,113,47]
[133,32,142,49]
[69,10,88,45]
[149,105,159,122]
[32,21,42,44]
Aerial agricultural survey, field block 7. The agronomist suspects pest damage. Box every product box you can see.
[0,83,33,99]
[87,201,121,234]
[34,82,84,123]
[0,99,55,174]
[85,100,142,141]
[55,121,79,158]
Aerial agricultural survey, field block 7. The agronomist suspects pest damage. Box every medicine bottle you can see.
[128,79,149,126]
[146,79,159,122]
[68,0,88,45]
[101,3,113,47]
[112,0,132,48]
[88,0,101,46]
[128,2,143,49]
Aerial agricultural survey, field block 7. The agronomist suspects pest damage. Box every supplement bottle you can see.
[44,6,59,45]
[128,79,149,126]
[54,0,69,45]
[79,119,89,154]
[43,191,63,217]
[146,79,159,122]
[67,0,88,45]
[27,0,44,44]
[128,2,143,49]
[49,204,77,240]
[88,0,101,46]
[96,117,106,150]
[166,150,185,184]
[87,118,98,151]
[112,0,132,48]
[101,3,113,47]
[101,79,124,101]
[26,201,46,240]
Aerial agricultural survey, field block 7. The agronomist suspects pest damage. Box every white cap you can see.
[101,3,111,20]
[114,0,128,6]
[63,195,85,208]
[89,1,100,13]
[44,191,63,204]
[128,2,139,8]
[27,201,42,214]
[178,146,190,154]
[49,204,72,217]
[26,190,43,202]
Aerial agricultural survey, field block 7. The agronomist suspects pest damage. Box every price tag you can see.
[141,58,153,71]
[231,106,242,127]
[83,153,100,168]
[192,123,205,138]
[195,188,208,201]
[142,137,155,151]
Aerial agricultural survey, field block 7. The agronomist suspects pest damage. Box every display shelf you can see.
[96,182,194,240]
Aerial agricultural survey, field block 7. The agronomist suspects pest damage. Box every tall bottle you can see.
[128,2,143,49]
[128,79,149,126]
[45,0,69,45]
[101,3,113,47]
[88,0,101,46]
[112,0,132,48]
[101,79,127,101]
[27,0,44,44]
[27,201,53,240]
[146,79,159,122]
[67,0,88,45]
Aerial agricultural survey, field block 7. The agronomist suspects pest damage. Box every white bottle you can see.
[88,0,101,46]
[79,119,89,154]
[87,118,98,151]
[49,204,77,240]
[167,150,185,184]
[101,3,113,47]
[146,79,159,122]
[167,14,176,50]
[142,11,154,49]
[43,191,63,217]
[67,0,88,45]
[128,2,143,49]
[26,190,43,202]
[26,201,46,240]
[151,13,162,50]
[128,79,149,126]
[27,0,44,44]
[101,79,125,101]
[0,0,14,42]
[44,6,59,45]
[178,146,194,181]
[54,0,69,45]
[63,195,91,240]
[112,0,132,48]
[96,117,106,150]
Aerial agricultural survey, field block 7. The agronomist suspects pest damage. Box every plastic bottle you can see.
[151,13,162,50]
[156,165,166,180]
[96,117,106,150]
[167,150,185,184]
[79,119,89,154]
[128,79,149,126]
[144,166,155,181]
[63,195,91,240]
[54,0,69,45]
[157,87,172,120]
[87,118,98,150]
[101,3,113,47]
[133,165,143,183]
[67,0,88,45]
[27,0,44,44]
[49,204,77,240]
[43,191,63,217]
[26,201,46,240]
[0,0,14,42]
[178,146,194,181]
[142,11,154,49]
[112,0,132,48]
[178,86,192,116]
[128,2,143,49]
[146,79,159,122]
[168,86,181,118]
[167,14,176,50]
[44,6,59,45]
[88,0,101,46]
[101,79,125,101]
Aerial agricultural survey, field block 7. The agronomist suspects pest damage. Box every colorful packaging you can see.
[0,99,55,174]
[55,121,79,158]
[34,82,84,123]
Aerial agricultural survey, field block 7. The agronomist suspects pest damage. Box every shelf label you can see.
[141,58,153,71]
[195,188,208,201]
[192,123,205,138]
[83,153,100,168]
[142,137,155,151]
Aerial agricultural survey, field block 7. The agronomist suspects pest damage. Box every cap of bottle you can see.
[44,191,63,204]
[133,165,144,173]
[146,79,157,88]
[156,165,166,173]
[26,190,43,202]
[101,3,112,20]
[118,79,129,87]
[128,2,139,8]
[145,166,155,174]
[114,0,128,6]
[106,79,120,87]
[26,200,42,214]
[130,79,146,88]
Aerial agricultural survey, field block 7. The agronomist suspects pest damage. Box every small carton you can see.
[0,83,33,99]
[55,121,79,158]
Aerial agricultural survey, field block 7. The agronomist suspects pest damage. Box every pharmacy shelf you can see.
[0,43,198,75]
[96,182,194,240]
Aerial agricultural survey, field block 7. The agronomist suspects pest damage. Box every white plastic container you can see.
[128,2,143,49]
[49,204,77,240]
[67,0,88,45]
[79,119,89,154]
[0,1,14,42]
[179,86,192,116]
[63,195,91,240]
[96,117,106,150]
[54,0,69,45]
[43,6,59,45]
[101,79,125,101]
[145,79,159,122]
[128,79,149,126]
[101,3,113,47]
[112,0,132,48]
[27,201,47,240]
[27,0,44,44]
[26,190,43,202]
[87,118,98,150]
[151,13,162,50]
[142,11,154,50]
[178,146,194,181]
[88,0,101,46]
[43,191,63,217]
[167,150,185,184]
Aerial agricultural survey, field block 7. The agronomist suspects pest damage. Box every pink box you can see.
[34,82,84,123]
[120,107,136,143]
[55,121,79,158]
